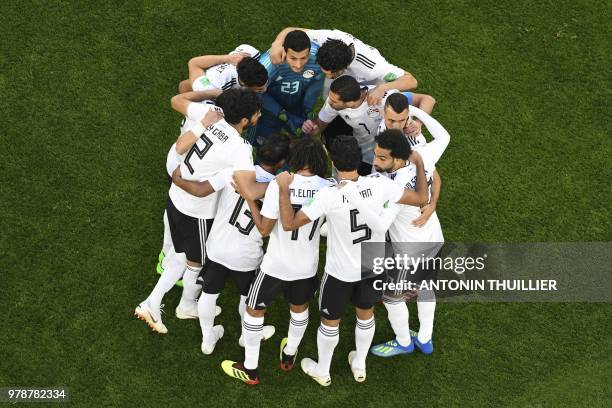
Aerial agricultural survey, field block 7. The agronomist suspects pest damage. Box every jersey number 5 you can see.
[350,209,372,244]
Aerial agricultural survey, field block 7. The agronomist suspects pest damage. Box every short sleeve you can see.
[206,168,232,190]
[382,176,405,203]
[318,99,339,123]
[231,44,260,59]
[306,29,335,46]
[230,143,255,172]
[371,57,405,83]
[186,102,214,122]
[301,188,328,221]
[260,179,280,219]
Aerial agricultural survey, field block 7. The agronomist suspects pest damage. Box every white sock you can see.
[178,265,202,310]
[284,309,309,355]
[353,317,375,370]
[238,295,247,321]
[161,211,173,266]
[417,289,436,343]
[316,323,339,376]
[147,252,186,311]
[383,300,411,347]
[198,292,219,344]
[242,314,264,370]
[161,246,176,270]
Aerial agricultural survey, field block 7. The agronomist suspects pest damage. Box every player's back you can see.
[193,44,261,92]
[305,174,402,282]
[259,174,334,281]
[168,102,254,218]
[206,166,274,271]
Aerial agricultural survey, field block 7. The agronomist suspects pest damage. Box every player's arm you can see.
[342,182,400,233]
[409,106,450,163]
[397,151,429,206]
[234,170,269,201]
[171,166,226,197]
[302,99,336,135]
[403,92,436,137]
[412,170,441,227]
[269,27,310,63]
[275,172,313,231]
[174,107,224,154]
[245,199,276,236]
[188,53,249,84]
[171,91,222,117]
[302,74,325,118]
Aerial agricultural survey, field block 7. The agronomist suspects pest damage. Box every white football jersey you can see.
[168,102,255,218]
[166,142,184,177]
[206,166,274,271]
[319,86,400,164]
[386,108,450,243]
[301,174,404,282]
[306,29,405,88]
[192,44,261,92]
[259,174,335,281]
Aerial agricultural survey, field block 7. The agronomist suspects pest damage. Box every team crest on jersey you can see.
[367,106,380,118]
[303,69,315,79]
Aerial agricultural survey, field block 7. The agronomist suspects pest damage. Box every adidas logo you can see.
[321,308,329,314]
[257,302,266,307]
[276,75,283,81]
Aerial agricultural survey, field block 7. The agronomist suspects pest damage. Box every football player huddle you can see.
[135,27,450,386]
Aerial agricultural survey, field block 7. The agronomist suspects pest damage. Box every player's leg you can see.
[234,269,276,347]
[157,210,173,275]
[414,289,436,354]
[177,218,214,317]
[135,199,194,334]
[301,273,350,386]
[347,277,383,382]
[371,266,414,357]
[280,276,317,371]
[198,260,230,354]
[223,271,281,385]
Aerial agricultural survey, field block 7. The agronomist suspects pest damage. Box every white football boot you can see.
[238,325,276,347]
[300,358,331,386]
[201,325,224,355]
[134,300,167,334]
[348,350,366,382]
[176,304,222,319]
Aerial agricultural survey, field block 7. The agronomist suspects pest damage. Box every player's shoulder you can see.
[232,44,261,60]
[258,50,277,70]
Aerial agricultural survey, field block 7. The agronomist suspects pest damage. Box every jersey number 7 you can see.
[291,204,320,241]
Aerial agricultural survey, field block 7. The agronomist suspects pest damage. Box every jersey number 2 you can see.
[185,134,214,174]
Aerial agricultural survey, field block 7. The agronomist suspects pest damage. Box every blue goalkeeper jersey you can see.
[259,45,324,117]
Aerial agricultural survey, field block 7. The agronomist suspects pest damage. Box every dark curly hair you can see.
[288,138,328,178]
[237,57,268,88]
[316,39,353,72]
[215,88,261,125]
[329,135,361,172]
[375,129,412,160]
[257,134,291,166]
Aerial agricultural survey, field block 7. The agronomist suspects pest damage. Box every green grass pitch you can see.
[1,0,611,406]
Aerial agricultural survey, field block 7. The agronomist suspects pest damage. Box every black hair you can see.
[256,133,291,166]
[375,129,412,160]
[316,39,353,72]
[288,138,328,178]
[384,92,409,114]
[236,57,268,87]
[329,75,361,102]
[283,30,311,53]
[215,88,261,125]
[329,135,362,172]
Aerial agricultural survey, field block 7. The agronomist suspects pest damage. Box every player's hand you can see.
[366,86,386,105]
[275,171,294,189]
[409,149,423,165]
[302,120,320,135]
[201,107,224,128]
[269,43,286,64]
[171,165,182,183]
[227,52,250,66]
[412,203,436,227]
[405,120,422,138]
